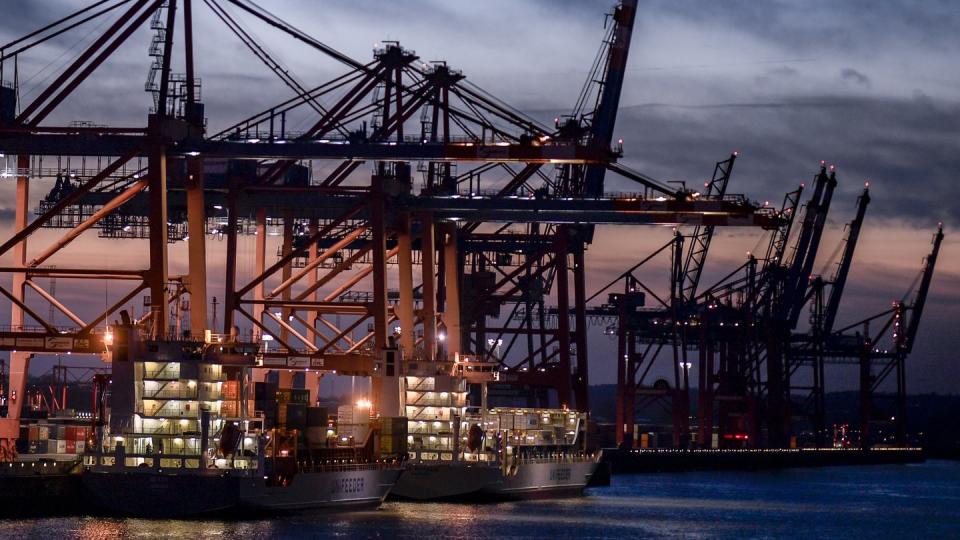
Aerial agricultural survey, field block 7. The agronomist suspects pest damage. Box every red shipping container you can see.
[77,427,89,441]
[65,440,76,454]
[221,401,238,418]
[66,427,78,440]
[222,381,240,400]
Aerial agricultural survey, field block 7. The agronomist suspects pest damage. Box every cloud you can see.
[840,67,871,88]
[770,66,800,78]
[754,66,802,88]
[0,0,957,392]
[610,93,960,227]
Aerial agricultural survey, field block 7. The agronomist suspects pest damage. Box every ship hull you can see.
[482,459,599,500]
[238,467,402,513]
[390,462,501,500]
[81,469,246,518]
[0,459,84,517]
[391,459,599,501]
[82,466,402,517]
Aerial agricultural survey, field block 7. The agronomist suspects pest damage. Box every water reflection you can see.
[74,518,125,540]
[4,462,959,539]
[70,517,282,540]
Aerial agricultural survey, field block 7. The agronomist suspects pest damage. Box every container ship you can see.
[80,323,403,518]
[6,324,595,513]
[0,410,94,516]
[390,355,599,501]
[0,454,84,517]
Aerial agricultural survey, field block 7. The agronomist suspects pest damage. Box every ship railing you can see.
[136,422,199,435]
[296,460,401,473]
[142,368,181,380]
[403,376,436,392]
[141,332,260,345]
[405,382,435,392]
[407,426,454,436]
[513,452,596,465]
[404,393,465,409]
[406,412,455,423]
[123,449,202,458]
[141,405,200,417]
[457,451,498,462]
[198,389,224,401]
[0,324,84,333]
[142,389,199,400]
[403,392,430,406]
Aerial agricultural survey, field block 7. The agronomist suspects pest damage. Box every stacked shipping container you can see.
[20,422,90,456]
[254,382,313,445]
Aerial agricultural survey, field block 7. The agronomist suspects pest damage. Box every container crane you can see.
[822,185,871,335]
[891,224,944,443]
[778,169,827,316]
[679,153,737,304]
[0,0,942,460]
[788,168,837,327]
[583,0,638,198]
[794,184,870,445]
[901,225,943,355]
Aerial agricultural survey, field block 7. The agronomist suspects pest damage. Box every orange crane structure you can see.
[0,0,936,463]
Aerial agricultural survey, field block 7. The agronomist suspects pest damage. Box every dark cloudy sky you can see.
[0,1,957,393]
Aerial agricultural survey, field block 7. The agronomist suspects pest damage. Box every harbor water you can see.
[3,460,958,539]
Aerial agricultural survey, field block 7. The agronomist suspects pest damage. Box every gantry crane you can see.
[601,160,942,450]
[0,0,780,460]
[0,1,939,459]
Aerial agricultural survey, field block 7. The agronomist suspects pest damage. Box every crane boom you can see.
[823,186,870,334]
[583,0,638,197]
[788,169,837,326]
[749,185,802,309]
[680,153,737,302]
[903,225,944,353]
[775,168,827,321]
[784,168,827,279]
[766,186,804,268]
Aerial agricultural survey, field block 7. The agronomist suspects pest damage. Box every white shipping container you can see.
[336,405,354,423]
[337,405,354,440]
[57,440,67,454]
[336,405,370,442]
[76,441,86,453]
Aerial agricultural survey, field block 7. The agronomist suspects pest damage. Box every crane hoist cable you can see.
[226,0,367,72]
[205,0,351,139]
[900,267,924,304]
[572,24,615,118]
[0,0,134,61]
[750,232,767,259]
[16,6,126,102]
[227,0,553,137]
[818,232,846,279]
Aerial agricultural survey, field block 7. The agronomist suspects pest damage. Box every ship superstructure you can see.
[86,332,259,471]
[80,325,401,517]
[405,356,470,460]
[393,355,598,500]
